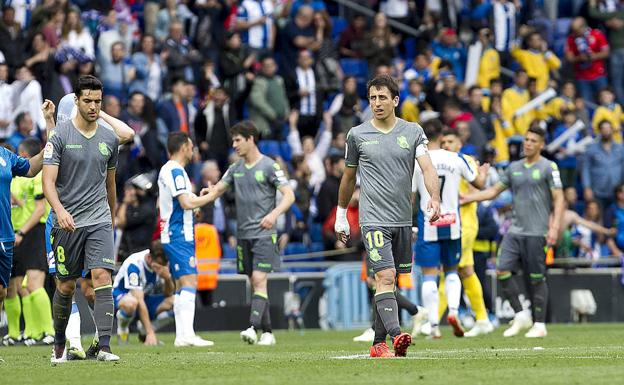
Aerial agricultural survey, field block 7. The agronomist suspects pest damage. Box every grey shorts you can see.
[51,222,115,281]
[497,233,547,277]
[237,236,280,276]
[361,226,412,274]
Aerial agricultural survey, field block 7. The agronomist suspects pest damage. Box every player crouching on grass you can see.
[200,121,295,346]
[335,74,441,358]
[114,240,175,345]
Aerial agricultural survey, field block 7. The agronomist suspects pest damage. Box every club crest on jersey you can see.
[369,248,381,262]
[397,136,410,149]
[255,170,265,183]
[129,272,139,287]
[98,142,110,156]
[532,169,541,180]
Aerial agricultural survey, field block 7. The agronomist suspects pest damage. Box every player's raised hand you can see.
[58,208,75,232]
[426,198,441,223]
[260,211,278,229]
[41,99,56,121]
[334,207,350,244]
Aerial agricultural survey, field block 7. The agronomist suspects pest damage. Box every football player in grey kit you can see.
[335,74,441,358]
[462,125,564,338]
[201,121,295,346]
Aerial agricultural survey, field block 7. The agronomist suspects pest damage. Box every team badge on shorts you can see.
[99,142,110,156]
[369,248,381,262]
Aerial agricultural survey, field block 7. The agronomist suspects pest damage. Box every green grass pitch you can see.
[1,324,623,385]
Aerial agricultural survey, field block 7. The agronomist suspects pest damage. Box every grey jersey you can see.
[499,157,562,236]
[222,155,289,239]
[346,118,429,227]
[43,119,119,228]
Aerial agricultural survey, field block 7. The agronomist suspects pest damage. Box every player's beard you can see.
[80,109,99,123]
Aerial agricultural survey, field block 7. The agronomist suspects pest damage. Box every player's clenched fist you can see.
[334,207,350,243]
[41,99,56,120]
[57,208,76,232]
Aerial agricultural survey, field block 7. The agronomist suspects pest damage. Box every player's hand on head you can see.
[260,211,278,229]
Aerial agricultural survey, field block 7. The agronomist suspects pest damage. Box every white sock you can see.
[174,293,183,339]
[445,272,462,315]
[534,322,545,329]
[421,277,439,326]
[116,309,134,331]
[66,302,83,350]
[177,288,197,339]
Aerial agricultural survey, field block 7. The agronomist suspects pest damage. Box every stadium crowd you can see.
[0,0,623,268]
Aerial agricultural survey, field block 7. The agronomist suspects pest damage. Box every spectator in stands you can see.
[565,16,610,105]
[361,12,399,71]
[604,183,624,257]
[322,187,361,261]
[235,0,275,54]
[286,154,313,242]
[97,10,133,65]
[283,5,322,75]
[40,6,64,48]
[218,31,256,121]
[116,179,158,262]
[400,78,425,123]
[291,0,326,17]
[155,0,197,43]
[432,27,467,81]
[511,30,561,92]
[0,63,11,139]
[404,53,433,84]
[248,56,289,139]
[0,6,24,69]
[98,41,135,103]
[589,0,624,104]
[196,160,230,242]
[592,87,623,143]
[442,101,487,157]
[286,49,323,138]
[569,199,612,260]
[130,34,164,103]
[582,120,624,209]
[338,14,367,59]
[316,154,344,225]
[163,20,202,83]
[157,77,192,141]
[476,27,500,90]
[314,10,342,95]
[491,0,518,68]
[60,8,95,59]
[194,87,234,171]
[501,69,531,136]
[7,112,34,151]
[328,76,363,135]
[426,66,461,112]
[551,108,584,188]
[466,85,495,141]
[24,32,55,97]
[542,79,578,121]
[287,110,332,192]
[12,64,45,131]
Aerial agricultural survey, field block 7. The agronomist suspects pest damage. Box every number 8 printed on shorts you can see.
[366,230,384,248]
[56,246,65,262]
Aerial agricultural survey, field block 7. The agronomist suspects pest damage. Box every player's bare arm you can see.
[461,182,506,205]
[416,153,441,222]
[260,184,295,230]
[42,164,74,231]
[470,163,491,190]
[547,188,565,246]
[99,109,135,145]
[335,165,357,243]
[106,169,117,229]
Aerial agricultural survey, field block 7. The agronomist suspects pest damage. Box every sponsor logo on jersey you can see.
[65,144,83,149]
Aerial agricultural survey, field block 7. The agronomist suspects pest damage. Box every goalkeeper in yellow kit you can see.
[438,131,494,337]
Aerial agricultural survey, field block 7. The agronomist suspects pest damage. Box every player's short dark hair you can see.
[150,240,167,264]
[367,74,399,99]
[527,124,546,139]
[75,75,103,97]
[441,129,458,137]
[19,137,41,157]
[167,132,191,154]
[229,120,259,143]
[422,119,443,140]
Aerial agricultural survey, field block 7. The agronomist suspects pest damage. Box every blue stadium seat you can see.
[310,242,325,253]
[403,37,417,61]
[284,242,309,255]
[309,222,323,243]
[340,59,368,78]
[331,16,348,41]
[222,244,236,259]
[280,140,292,161]
[258,140,281,157]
